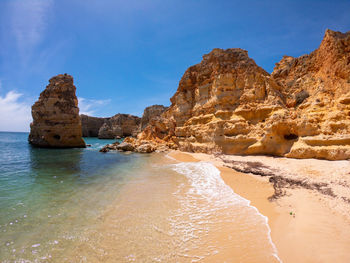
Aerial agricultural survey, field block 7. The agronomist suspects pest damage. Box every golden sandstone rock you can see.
[140,105,168,131]
[81,105,167,139]
[28,74,86,148]
[133,29,350,160]
[97,114,140,139]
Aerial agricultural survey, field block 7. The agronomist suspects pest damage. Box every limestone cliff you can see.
[131,29,350,160]
[29,74,86,148]
[98,114,140,139]
[80,106,167,139]
[140,105,168,131]
[80,114,109,137]
[271,29,350,159]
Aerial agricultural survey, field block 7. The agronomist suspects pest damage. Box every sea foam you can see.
[170,161,282,262]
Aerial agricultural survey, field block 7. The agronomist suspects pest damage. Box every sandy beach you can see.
[66,152,281,262]
[168,151,350,263]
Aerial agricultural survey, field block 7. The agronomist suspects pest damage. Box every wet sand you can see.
[168,151,350,263]
[67,153,280,262]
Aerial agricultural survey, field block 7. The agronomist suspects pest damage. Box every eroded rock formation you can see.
[98,114,140,139]
[80,114,109,137]
[140,105,168,131]
[129,29,350,160]
[29,74,86,148]
[81,105,167,139]
[271,29,350,159]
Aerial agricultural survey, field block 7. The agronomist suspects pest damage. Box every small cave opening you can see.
[53,134,61,140]
[284,134,298,140]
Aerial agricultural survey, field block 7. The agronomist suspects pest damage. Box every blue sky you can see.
[0,0,349,131]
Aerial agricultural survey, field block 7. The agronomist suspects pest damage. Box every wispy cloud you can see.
[9,0,53,65]
[78,97,111,116]
[0,93,111,132]
[0,91,33,132]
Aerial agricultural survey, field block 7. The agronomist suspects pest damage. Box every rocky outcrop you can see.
[140,105,168,131]
[128,29,350,160]
[29,74,86,148]
[99,140,143,153]
[80,114,109,137]
[99,141,120,152]
[271,29,350,160]
[98,114,140,139]
[80,113,141,139]
[124,137,169,153]
[81,105,167,139]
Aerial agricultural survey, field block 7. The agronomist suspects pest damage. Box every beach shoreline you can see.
[168,150,350,263]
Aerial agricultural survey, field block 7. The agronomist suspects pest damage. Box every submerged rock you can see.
[28,74,86,148]
[99,141,120,152]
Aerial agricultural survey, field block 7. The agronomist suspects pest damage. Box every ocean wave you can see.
[170,161,282,262]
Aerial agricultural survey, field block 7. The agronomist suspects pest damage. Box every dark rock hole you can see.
[284,134,298,140]
[53,135,61,140]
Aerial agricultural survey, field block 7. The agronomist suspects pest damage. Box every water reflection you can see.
[29,147,84,177]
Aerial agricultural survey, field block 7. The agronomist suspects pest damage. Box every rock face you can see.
[98,114,140,139]
[29,74,86,148]
[81,105,168,139]
[270,29,350,160]
[80,114,109,137]
[131,29,350,160]
[140,105,168,131]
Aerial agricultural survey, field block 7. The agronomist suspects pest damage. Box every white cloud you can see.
[78,97,111,116]
[0,93,111,132]
[10,0,53,65]
[0,91,33,132]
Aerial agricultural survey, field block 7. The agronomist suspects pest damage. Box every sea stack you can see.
[28,74,86,148]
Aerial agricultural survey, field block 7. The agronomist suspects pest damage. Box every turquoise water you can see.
[0,132,144,261]
[0,132,280,262]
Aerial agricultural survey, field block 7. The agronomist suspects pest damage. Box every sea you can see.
[0,131,280,262]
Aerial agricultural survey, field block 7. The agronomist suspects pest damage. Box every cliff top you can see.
[48,74,74,85]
